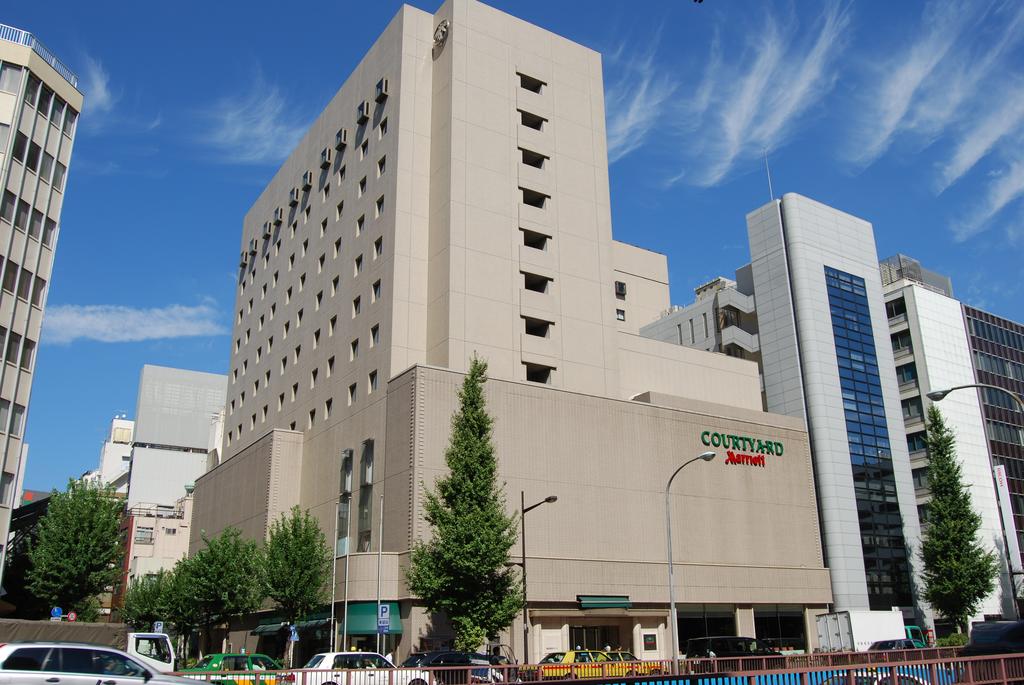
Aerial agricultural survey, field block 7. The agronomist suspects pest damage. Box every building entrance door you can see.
[569,626,620,650]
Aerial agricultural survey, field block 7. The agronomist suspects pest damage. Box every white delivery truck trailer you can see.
[0,619,175,672]
[816,609,907,652]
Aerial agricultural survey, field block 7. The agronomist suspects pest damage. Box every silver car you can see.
[0,642,196,684]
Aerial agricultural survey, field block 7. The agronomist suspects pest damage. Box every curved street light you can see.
[665,451,715,674]
[927,383,1024,620]
[521,492,558,664]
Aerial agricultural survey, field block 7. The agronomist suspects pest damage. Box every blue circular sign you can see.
[50,607,62,618]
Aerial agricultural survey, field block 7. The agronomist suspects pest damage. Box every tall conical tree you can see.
[406,357,522,651]
[920,405,999,632]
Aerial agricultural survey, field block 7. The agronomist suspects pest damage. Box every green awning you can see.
[342,602,402,635]
[253,622,285,635]
[296,618,331,631]
[577,595,631,609]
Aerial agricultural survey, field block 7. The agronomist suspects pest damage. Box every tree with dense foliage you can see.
[26,480,124,621]
[265,506,331,665]
[920,405,1000,632]
[121,569,173,631]
[181,528,265,652]
[406,357,522,651]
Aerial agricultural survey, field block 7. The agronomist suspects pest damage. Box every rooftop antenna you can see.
[763,148,775,201]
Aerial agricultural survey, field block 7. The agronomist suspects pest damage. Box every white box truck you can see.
[0,619,175,672]
[816,609,908,652]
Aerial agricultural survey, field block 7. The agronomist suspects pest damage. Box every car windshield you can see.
[194,656,216,669]
[971,624,1014,644]
[252,656,278,669]
[403,654,427,667]
[303,655,325,668]
[540,653,565,664]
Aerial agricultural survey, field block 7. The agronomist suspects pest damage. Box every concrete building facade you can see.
[126,365,226,509]
[84,416,134,493]
[881,255,1013,624]
[643,195,925,621]
[194,0,833,663]
[0,25,81,584]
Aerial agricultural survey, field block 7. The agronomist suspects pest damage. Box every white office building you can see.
[644,194,925,621]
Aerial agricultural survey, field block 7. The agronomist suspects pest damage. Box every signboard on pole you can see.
[153,621,164,633]
[377,604,390,634]
[289,625,299,642]
[50,607,62,619]
[67,612,77,622]
[995,466,1023,574]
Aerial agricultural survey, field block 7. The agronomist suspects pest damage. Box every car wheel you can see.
[626,670,636,677]
[649,669,662,676]
[409,679,428,685]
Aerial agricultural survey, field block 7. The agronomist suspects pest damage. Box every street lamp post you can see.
[665,452,715,675]
[521,492,557,665]
[928,383,1024,620]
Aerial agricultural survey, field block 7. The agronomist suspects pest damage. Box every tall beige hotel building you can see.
[196,0,834,661]
[0,27,81,582]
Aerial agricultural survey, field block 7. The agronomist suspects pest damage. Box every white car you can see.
[0,642,195,684]
[300,652,431,685]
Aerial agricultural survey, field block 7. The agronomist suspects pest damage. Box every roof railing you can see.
[0,23,79,89]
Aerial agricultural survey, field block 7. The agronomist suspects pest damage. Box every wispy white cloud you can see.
[667,2,850,187]
[844,3,971,167]
[43,302,227,345]
[605,28,678,164]
[197,72,309,165]
[936,86,1024,193]
[81,55,117,118]
[953,156,1024,242]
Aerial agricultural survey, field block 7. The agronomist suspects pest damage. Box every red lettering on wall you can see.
[724,450,766,467]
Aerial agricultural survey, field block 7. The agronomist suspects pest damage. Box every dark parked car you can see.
[868,639,918,651]
[402,651,496,683]
[961,621,1024,656]
[684,637,782,659]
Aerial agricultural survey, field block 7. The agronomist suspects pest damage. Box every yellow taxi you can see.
[603,651,663,676]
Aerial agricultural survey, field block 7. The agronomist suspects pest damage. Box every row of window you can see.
[974,350,1024,382]
[0,399,27,438]
[9,131,67,191]
[0,254,47,307]
[0,63,78,136]
[825,265,912,608]
[0,324,35,372]
[968,314,1024,353]
[0,190,58,247]
[988,419,1024,446]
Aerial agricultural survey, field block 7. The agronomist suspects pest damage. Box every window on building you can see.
[0,64,22,94]
[63,108,78,136]
[523,272,551,293]
[518,72,545,93]
[348,382,357,406]
[891,331,913,353]
[907,431,927,453]
[702,312,709,338]
[520,148,547,169]
[372,279,381,302]
[9,403,25,437]
[11,132,27,164]
[912,467,929,490]
[519,110,546,130]
[358,176,367,197]
[377,156,386,177]
[895,362,917,384]
[371,324,380,347]
[369,370,378,393]
[902,397,923,420]
[350,338,360,361]
[523,316,551,338]
[327,356,335,377]
[353,296,361,317]
[886,298,907,319]
[521,187,547,208]
[616,309,626,321]
[378,118,388,138]
[0,123,8,151]
[524,362,554,384]
[521,228,548,250]
[0,191,15,224]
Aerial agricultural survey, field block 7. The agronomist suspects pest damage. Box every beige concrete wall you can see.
[190,429,303,553]
[616,332,763,409]
[612,240,670,334]
[402,365,829,605]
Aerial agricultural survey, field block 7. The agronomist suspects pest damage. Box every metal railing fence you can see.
[0,23,79,88]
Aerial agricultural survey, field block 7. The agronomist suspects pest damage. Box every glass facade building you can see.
[825,266,913,608]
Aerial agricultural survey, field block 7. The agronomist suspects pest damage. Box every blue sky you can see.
[7,0,1024,492]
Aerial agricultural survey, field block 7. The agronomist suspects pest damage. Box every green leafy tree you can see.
[26,480,124,620]
[265,506,331,666]
[181,528,265,652]
[920,405,999,632]
[406,357,522,651]
[121,570,173,631]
